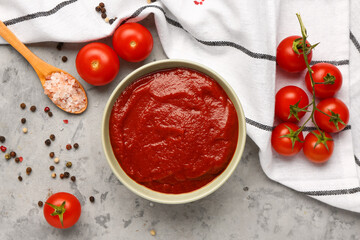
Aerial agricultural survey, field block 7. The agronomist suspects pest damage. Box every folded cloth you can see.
[1,0,360,212]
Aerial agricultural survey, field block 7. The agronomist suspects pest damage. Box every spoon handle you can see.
[0,21,49,79]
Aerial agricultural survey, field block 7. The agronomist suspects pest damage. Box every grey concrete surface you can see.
[0,16,360,240]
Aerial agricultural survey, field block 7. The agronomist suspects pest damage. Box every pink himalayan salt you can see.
[44,72,86,113]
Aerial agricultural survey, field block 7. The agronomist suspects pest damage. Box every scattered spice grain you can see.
[71,176,76,182]
[0,146,6,152]
[0,136,5,143]
[18,176,22,181]
[73,143,79,149]
[45,139,51,146]
[101,13,107,19]
[64,172,70,178]
[48,111,53,117]
[105,17,109,23]
[15,157,20,163]
[26,167,32,175]
[95,6,101,12]
[150,230,156,236]
[38,201,43,207]
[5,154,10,160]
[30,106,36,112]
[20,103,26,109]
[66,162,72,168]
[44,107,50,112]
[22,128,28,133]
[62,56,68,62]
[49,152,55,158]
[49,166,55,171]
[51,173,56,178]
[50,134,55,141]
[60,173,64,179]
[66,144,72,150]
[21,118,26,124]
[99,2,105,7]
[10,151,16,158]
[89,196,95,202]
[54,157,59,164]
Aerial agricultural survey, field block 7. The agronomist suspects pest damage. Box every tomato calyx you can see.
[289,99,310,121]
[311,131,333,151]
[327,109,346,130]
[292,38,319,56]
[322,73,336,85]
[280,125,304,150]
[45,201,66,227]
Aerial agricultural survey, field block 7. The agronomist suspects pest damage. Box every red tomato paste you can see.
[109,68,238,194]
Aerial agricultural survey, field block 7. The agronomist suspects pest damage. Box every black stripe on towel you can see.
[355,156,360,167]
[350,31,360,54]
[3,0,78,26]
[301,187,360,196]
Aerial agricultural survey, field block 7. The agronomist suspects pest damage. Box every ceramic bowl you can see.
[102,59,246,204]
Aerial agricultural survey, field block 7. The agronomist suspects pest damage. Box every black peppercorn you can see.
[15,157,20,163]
[95,6,101,12]
[99,2,105,7]
[20,103,26,109]
[64,172,70,178]
[62,56,68,62]
[18,176,23,181]
[89,196,95,202]
[50,134,55,141]
[38,201,43,207]
[49,152,55,158]
[60,173,64,179]
[71,176,76,182]
[101,13,107,19]
[49,166,55,171]
[26,167,32,175]
[21,118,26,124]
[73,143,79,149]
[10,151,16,158]
[0,136,5,143]
[30,106,36,112]
[45,139,51,146]
[101,8,106,13]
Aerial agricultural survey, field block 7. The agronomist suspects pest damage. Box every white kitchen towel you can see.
[1,0,360,212]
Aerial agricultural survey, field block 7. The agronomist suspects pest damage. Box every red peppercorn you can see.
[63,119,69,124]
[44,107,50,112]
[19,157,23,162]
[0,146,6,152]
[66,144,72,150]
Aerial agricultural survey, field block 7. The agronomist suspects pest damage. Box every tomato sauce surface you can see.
[109,68,238,194]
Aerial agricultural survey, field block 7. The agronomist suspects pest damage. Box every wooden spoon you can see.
[0,21,87,114]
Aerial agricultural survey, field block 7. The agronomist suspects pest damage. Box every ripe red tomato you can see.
[271,122,304,156]
[303,130,334,163]
[112,23,153,62]
[314,98,349,133]
[44,192,81,229]
[305,63,342,99]
[275,86,309,122]
[276,36,313,73]
[76,42,120,86]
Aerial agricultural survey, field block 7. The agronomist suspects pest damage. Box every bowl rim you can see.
[102,59,246,204]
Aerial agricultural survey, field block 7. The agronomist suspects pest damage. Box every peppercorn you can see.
[150,230,156,236]
[38,201,43,207]
[18,176,22,181]
[66,162,72,168]
[44,107,50,112]
[49,166,55,171]
[30,106,36,112]
[21,118,26,124]
[62,56,68,62]
[15,157,20,163]
[50,134,55,141]
[99,2,105,7]
[20,103,26,109]
[49,152,55,158]
[71,176,76,182]
[89,196,95,202]
[73,143,79,149]
[101,8,106,13]
[45,139,51,146]
[101,13,107,19]
[0,136,5,143]
[95,6,101,12]
[22,128,28,133]
[66,144,72,150]
[10,151,16,158]
[51,173,56,178]
[60,173,64,179]
[56,42,64,50]
[48,111,53,117]
[109,19,114,25]
[5,154,10,160]
[64,172,70,178]
[54,157,60,164]
[105,17,109,23]
[0,146,7,152]
[26,167,32,175]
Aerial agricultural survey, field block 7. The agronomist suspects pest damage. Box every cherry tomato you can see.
[112,23,153,62]
[275,86,309,122]
[76,42,120,86]
[303,130,334,163]
[44,192,81,229]
[271,122,304,156]
[314,98,349,133]
[305,63,342,99]
[276,36,313,73]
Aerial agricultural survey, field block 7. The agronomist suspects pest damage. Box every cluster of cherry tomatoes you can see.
[272,26,349,163]
[76,22,154,86]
